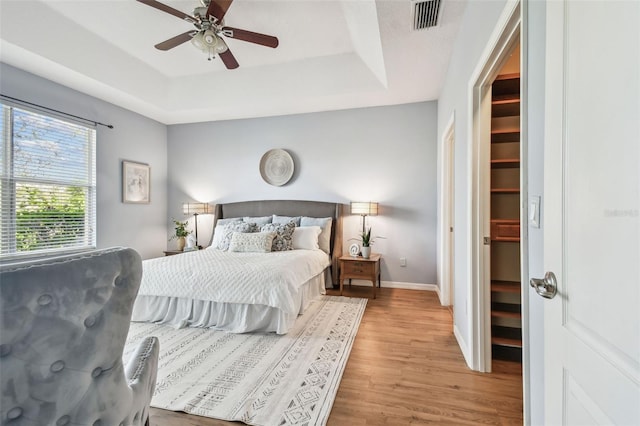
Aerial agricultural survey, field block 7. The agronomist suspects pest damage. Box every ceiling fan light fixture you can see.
[191,29,222,60]
[191,29,217,51]
[214,38,228,54]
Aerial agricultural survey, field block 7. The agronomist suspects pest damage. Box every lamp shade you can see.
[182,202,211,215]
[350,201,378,216]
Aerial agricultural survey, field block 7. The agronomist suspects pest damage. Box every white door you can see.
[541,1,639,424]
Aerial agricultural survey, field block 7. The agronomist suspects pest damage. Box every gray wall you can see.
[436,0,509,351]
[167,102,438,286]
[0,63,168,260]
[525,0,546,423]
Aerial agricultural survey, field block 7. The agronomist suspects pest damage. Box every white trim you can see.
[520,0,531,423]
[454,324,473,369]
[346,280,437,292]
[467,0,521,373]
[438,112,456,307]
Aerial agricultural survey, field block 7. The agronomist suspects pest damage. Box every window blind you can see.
[1,103,96,258]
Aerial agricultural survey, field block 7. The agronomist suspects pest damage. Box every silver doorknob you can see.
[530,271,558,299]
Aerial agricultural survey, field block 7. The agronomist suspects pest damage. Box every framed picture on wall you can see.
[122,160,150,204]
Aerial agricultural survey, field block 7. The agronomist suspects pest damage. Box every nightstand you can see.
[339,253,381,299]
[163,250,184,256]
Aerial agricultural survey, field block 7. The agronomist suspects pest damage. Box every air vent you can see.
[412,0,441,30]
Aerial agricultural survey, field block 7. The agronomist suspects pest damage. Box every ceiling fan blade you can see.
[219,48,239,69]
[137,0,197,23]
[155,31,196,51]
[221,27,279,48]
[206,0,234,22]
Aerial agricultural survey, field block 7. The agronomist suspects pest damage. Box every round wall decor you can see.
[260,149,294,186]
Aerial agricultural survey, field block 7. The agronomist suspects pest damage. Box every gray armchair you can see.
[0,247,159,426]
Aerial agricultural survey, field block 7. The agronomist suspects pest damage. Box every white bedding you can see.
[137,247,330,316]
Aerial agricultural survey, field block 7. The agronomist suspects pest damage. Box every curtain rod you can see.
[0,94,114,129]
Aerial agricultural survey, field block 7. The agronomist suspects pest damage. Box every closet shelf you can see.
[491,159,520,168]
[490,188,520,193]
[491,219,520,241]
[491,98,520,117]
[491,131,520,144]
[491,280,521,293]
[491,336,523,348]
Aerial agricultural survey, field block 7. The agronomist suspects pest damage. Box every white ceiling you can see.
[0,0,466,125]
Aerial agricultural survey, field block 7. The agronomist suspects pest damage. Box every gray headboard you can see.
[213,200,344,285]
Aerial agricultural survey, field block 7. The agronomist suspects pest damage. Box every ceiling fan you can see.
[137,0,279,69]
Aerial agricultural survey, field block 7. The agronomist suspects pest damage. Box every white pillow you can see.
[300,217,332,253]
[229,231,276,253]
[292,226,322,250]
[210,218,241,248]
[272,215,301,226]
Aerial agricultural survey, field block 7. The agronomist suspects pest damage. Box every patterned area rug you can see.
[124,296,367,426]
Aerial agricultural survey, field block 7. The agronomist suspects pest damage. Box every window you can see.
[1,102,96,258]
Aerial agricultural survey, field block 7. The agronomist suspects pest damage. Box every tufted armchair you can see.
[0,247,159,426]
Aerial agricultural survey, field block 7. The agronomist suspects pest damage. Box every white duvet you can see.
[139,248,330,315]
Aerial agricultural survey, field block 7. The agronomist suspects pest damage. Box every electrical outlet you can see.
[400,257,407,267]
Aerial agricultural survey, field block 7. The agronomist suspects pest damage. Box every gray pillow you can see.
[217,217,242,226]
[243,216,273,225]
[260,222,295,251]
[300,217,332,253]
[217,221,259,251]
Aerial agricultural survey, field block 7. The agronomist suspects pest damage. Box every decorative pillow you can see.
[211,218,242,248]
[292,226,321,250]
[243,216,273,225]
[216,221,259,251]
[272,215,301,226]
[300,217,332,253]
[260,222,295,251]
[229,231,276,253]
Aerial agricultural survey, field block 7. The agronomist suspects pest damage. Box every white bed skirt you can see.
[131,273,326,335]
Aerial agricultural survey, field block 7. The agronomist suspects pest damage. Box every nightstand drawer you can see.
[343,261,372,275]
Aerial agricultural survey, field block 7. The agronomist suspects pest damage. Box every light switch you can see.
[529,196,541,228]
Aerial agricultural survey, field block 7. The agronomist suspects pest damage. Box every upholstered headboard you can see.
[212,200,344,285]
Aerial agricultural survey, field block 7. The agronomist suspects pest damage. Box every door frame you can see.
[439,112,455,307]
[466,0,524,375]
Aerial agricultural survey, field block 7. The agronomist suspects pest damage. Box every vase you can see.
[177,237,186,251]
[361,246,371,259]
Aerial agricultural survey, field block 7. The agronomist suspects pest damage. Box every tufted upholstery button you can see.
[91,367,103,378]
[92,420,102,426]
[113,275,124,287]
[56,415,71,425]
[0,344,11,357]
[84,315,97,328]
[37,294,53,306]
[7,407,22,420]
[50,360,65,373]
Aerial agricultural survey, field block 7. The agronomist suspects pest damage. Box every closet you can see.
[489,45,521,362]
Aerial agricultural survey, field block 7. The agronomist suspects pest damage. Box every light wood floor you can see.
[149,287,523,426]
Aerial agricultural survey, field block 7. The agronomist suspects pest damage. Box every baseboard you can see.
[454,324,473,370]
[347,280,437,291]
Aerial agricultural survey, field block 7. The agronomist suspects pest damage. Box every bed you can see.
[131,200,343,334]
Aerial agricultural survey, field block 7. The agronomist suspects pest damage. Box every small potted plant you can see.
[170,218,191,251]
[353,227,384,259]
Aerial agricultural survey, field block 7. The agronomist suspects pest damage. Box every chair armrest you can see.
[124,336,159,425]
